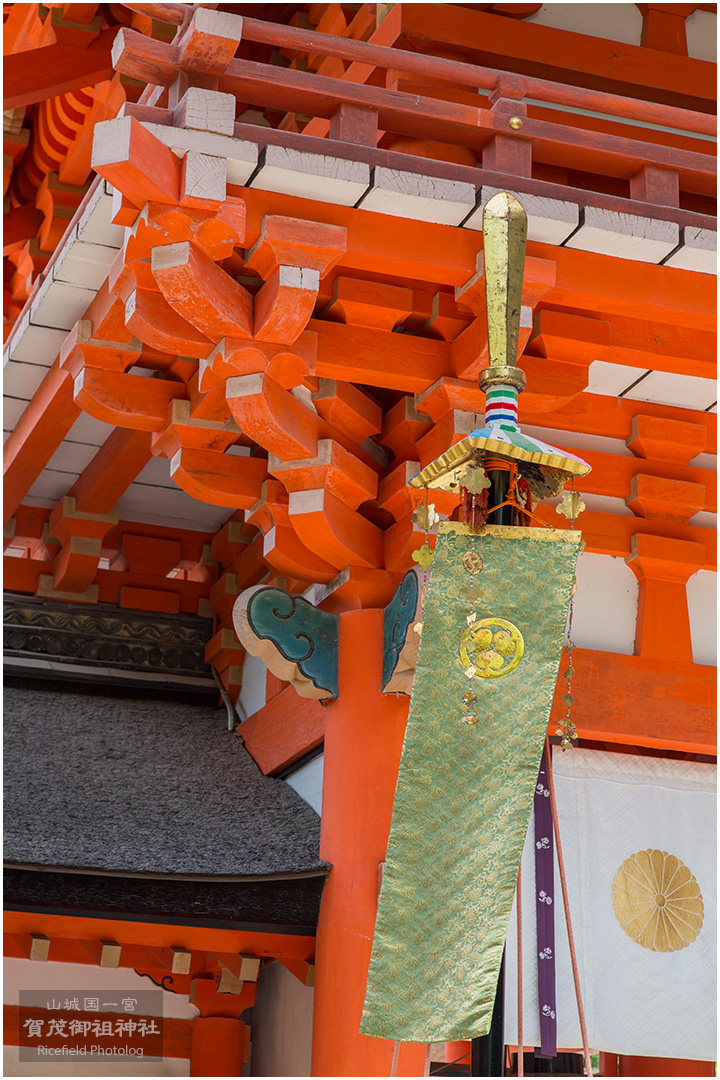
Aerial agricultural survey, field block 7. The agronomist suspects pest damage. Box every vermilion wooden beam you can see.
[118,12,716,135]
[239,684,326,775]
[289,487,384,570]
[217,61,713,186]
[399,5,715,110]
[551,649,716,755]
[3,912,316,962]
[239,648,715,772]
[2,3,53,56]
[73,368,187,431]
[313,319,449,393]
[533,506,716,571]
[544,446,715,514]
[522,394,716,454]
[235,187,716,328]
[152,241,254,340]
[169,447,269,509]
[93,115,182,206]
[4,363,80,520]
[112,32,714,184]
[2,554,213,615]
[68,428,153,515]
[2,205,44,253]
[4,27,118,110]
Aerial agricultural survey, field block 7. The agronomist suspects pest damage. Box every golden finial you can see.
[479,191,528,394]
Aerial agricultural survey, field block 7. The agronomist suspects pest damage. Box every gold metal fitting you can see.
[478,365,526,394]
[509,116,523,130]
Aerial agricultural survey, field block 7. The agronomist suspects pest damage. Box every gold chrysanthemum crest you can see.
[612,849,704,953]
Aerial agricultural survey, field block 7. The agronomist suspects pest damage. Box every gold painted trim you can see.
[409,435,591,489]
[439,522,583,544]
[478,365,526,393]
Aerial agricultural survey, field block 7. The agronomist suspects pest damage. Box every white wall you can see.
[237,651,267,720]
[686,9,717,61]
[285,755,324,816]
[570,552,639,655]
[686,569,717,667]
[525,4,642,46]
[248,962,313,1077]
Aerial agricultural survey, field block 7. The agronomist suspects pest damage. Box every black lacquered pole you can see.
[486,469,514,527]
[471,953,505,1076]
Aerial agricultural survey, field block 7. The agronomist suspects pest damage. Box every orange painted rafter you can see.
[398,5,715,108]
[3,205,43,252]
[236,646,716,775]
[232,188,716,329]
[551,650,716,756]
[520,394,716,454]
[250,519,338,584]
[3,911,315,962]
[3,555,214,615]
[68,428,153,516]
[3,363,80,520]
[112,28,714,192]
[118,9,715,133]
[534,506,715,570]
[4,26,118,110]
[116,102,714,236]
[4,510,216,599]
[240,685,326,775]
[541,447,714,513]
[221,68,713,191]
[6,353,714,534]
[170,448,269,510]
[387,77,712,161]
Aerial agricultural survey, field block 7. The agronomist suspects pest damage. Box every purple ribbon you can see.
[534,747,557,1058]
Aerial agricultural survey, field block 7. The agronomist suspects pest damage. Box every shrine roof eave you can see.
[4,684,326,880]
[3,866,326,937]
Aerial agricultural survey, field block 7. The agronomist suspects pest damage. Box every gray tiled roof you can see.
[4,685,325,878]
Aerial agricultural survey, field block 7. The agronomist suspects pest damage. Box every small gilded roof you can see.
[409,425,591,491]
[4,684,326,879]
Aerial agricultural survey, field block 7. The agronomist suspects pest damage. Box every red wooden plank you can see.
[400,5,716,109]
[240,685,326,775]
[3,206,44,253]
[4,27,118,110]
[551,650,716,755]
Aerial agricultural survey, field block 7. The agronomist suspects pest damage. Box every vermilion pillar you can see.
[190,1017,249,1077]
[615,1054,715,1077]
[311,608,427,1077]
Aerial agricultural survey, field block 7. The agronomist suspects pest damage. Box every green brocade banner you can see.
[361,523,581,1043]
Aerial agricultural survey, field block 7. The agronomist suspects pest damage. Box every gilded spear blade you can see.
[483,191,528,369]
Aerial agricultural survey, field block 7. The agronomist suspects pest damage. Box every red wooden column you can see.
[609,1053,715,1076]
[312,608,427,1077]
[625,535,705,662]
[190,1018,248,1077]
[188,976,253,1077]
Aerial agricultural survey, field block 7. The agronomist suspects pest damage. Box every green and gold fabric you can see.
[361,522,581,1042]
